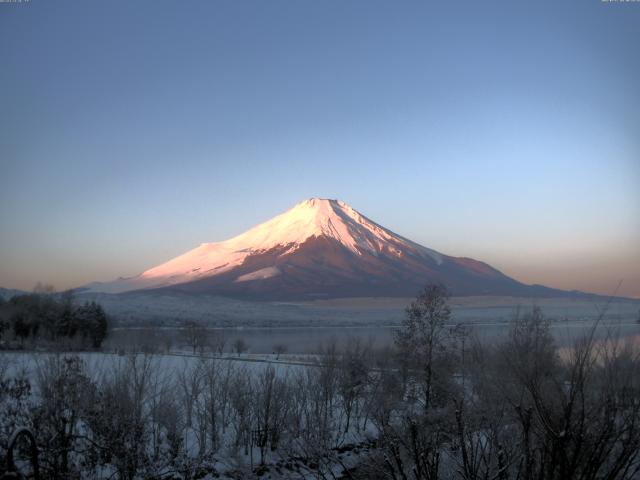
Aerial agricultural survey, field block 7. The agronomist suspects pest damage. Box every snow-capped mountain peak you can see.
[224,198,434,257]
[86,198,532,299]
[88,198,442,293]
[140,198,438,281]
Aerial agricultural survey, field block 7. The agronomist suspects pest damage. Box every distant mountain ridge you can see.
[0,287,27,301]
[84,198,604,301]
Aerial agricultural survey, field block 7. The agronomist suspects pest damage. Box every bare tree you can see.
[228,367,253,455]
[494,308,640,480]
[273,343,287,359]
[337,337,370,435]
[253,365,290,464]
[177,359,202,434]
[209,330,227,356]
[182,320,205,354]
[377,284,461,480]
[196,358,235,456]
[33,355,94,478]
[395,283,454,412]
[33,282,56,295]
[84,354,156,480]
[232,337,249,356]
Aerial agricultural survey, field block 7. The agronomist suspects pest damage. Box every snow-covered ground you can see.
[77,288,640,328]
[0,349,380,479]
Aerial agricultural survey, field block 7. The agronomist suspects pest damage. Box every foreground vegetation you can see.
[1,284,639,479]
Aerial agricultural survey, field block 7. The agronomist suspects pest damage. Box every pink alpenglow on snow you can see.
[84,198,583,300]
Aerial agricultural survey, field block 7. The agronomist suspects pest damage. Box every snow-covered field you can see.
[79,289,640,327]
[0,351,307,380]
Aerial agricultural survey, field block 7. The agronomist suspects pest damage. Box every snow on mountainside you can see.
[85,198,573,300]
[88,198,442,294]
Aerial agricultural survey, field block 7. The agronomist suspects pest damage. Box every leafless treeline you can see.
[1,284,639,479]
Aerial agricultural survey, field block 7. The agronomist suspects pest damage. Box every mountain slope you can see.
[86,198,571,300]
[0,287,28,301]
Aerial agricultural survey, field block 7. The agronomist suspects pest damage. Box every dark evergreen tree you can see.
[87,302,108,348]
[1,293,108,349]
[11,311,31,344]
[76,301,109,348]
[0,318,8,341]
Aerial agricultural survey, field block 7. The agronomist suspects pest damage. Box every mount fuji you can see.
[85,198,573,300]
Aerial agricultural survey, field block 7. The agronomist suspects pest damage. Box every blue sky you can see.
[1,0,639,297]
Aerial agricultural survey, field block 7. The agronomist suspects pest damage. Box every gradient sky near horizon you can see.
[1,0,639,297]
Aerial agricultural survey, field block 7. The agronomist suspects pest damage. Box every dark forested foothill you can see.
[0,293,108,349]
